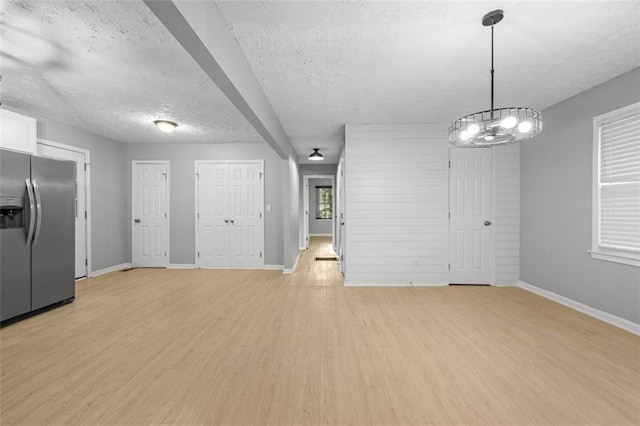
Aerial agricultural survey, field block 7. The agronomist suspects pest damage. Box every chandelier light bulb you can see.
[484,135,495,142]
[518,121,533,133]
[501,116,517,129]
[460,131,471,141]
[467,124,480,135]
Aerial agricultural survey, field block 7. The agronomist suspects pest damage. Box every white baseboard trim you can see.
[310,233,332,237]
[168,264,196,269]
[299,245,307,250]
[283,253,300,274]
[91,263,132,277]
[517,281,640,336]
[495,281,518,287]
[345,281,447,287]
[264,264,284,270]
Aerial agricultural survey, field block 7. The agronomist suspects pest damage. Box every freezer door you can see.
[0,150,32,321]
[30,156,75,310]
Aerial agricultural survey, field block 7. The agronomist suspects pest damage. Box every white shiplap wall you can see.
[494,144,520,286]
[344,124,449,285]
[344,124,521,286]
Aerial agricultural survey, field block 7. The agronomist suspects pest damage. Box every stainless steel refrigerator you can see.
[1,149,75,325]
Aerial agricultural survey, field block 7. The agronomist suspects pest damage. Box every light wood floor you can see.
[1,237,639,425]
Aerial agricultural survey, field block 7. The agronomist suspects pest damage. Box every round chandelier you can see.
[448,10,543,147]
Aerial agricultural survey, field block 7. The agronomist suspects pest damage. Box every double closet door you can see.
[196,161,264,268]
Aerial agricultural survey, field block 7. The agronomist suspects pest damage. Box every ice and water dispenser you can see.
[0,196,25,230]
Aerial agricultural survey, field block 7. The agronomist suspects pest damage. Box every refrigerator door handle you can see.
[25,179,36,246]
[32,179,43,246]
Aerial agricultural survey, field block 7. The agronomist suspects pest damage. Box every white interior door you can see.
[37,143,87,279]
[197,163,229,268]
[196,161,263,268]
[449,148,494,284]
[132,162,168,268]
[229,163,263,268]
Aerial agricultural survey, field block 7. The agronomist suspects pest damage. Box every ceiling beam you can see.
[144,0,296,160]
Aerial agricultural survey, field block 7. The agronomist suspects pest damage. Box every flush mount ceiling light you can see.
[154,120,178,133]
[308,148,324,161]
[448,10,543,147]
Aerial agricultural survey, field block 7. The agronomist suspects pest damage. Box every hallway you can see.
[292,236,341,287]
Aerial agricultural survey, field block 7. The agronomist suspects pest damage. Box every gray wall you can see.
[283,157,300,269]
[521,67,640,324]
[123,142,284,266]
[308,178,333,235]
[4,109,307,271]
[12,110,127,272]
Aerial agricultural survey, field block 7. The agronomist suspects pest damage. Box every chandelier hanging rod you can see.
[490,23,494,119]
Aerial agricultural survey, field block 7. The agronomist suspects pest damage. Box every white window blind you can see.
[597,108,640,253]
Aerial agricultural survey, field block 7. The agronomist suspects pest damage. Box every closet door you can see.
[197,163,229,268]
[196,161,264,269]
[228,163,263,268]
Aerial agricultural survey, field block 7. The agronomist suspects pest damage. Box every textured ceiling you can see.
[0,0,264,144]
[217,1,640,163]
[1,1,639,161]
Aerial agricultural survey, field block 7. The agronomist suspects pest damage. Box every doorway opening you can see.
[302,174,335,250]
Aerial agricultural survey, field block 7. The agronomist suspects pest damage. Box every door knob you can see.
[224,219,229,223]
[229,219,235,224]
[134,218,141,223]
[484,220,492,226]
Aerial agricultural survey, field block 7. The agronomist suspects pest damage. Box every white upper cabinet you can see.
[0,109,37,154]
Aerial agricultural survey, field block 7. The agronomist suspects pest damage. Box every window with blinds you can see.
[592,102,640,266]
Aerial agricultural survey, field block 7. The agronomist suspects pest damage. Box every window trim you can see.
[591,101,640,267]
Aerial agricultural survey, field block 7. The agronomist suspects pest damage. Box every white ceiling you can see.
[1,0,264,144]
[2,1,639,163]
[217,0,640,162]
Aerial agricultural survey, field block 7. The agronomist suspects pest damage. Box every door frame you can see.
[302,174,336,250]
[131,160,170,268]
[194,160,265,269]
[36,138,92,279]
[336,151,345,274]
[448,147,497,286]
